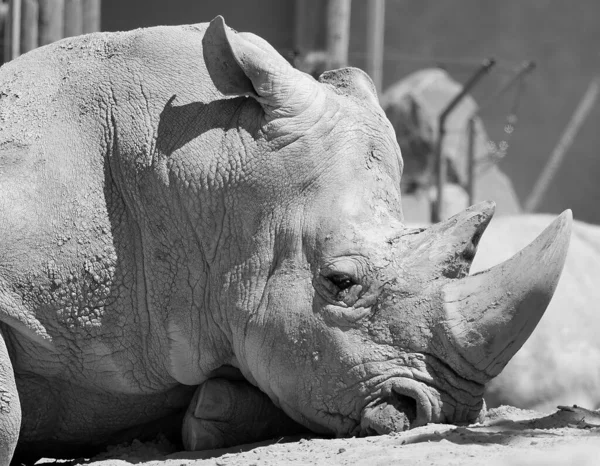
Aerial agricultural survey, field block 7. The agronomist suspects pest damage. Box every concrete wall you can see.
[102,0,294,51]
[102,0,600,223]
[360,1,600,224]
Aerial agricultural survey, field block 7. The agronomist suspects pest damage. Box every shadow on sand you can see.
[396,405,600,447]
[42,406,600,465]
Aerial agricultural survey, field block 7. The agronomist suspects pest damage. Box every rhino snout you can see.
[359,378,437,436]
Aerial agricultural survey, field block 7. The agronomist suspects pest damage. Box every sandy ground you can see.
[37,406,600,466]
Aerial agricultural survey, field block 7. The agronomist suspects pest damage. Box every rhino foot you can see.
[182,378,308,451]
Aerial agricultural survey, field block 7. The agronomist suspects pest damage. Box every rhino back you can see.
[0,24,257,449]
[0,33,113,347]
[0,24,246,388]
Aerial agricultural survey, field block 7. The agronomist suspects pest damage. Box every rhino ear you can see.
[203,16,317,118]
[318,67,380,105]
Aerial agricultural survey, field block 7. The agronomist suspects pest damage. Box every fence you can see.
[1,0,100,63]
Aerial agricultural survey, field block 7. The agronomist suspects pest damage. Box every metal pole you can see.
[64,0,83,38]
[4,0,22,61]
[524,77,600,213]
[431,58,496,223]
[2,2,11,62]
[467,118,476,206]
[20,0,38,54]
[465,60,536,205]
[294,0,308,53]
[1,3,8,63]
[365,0,385,94]
[39,0,65,45]
[326,0,351,69]
[82,0,101,34]
[476,61,535,114]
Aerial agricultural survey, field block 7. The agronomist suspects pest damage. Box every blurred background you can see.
[1,0,598,223]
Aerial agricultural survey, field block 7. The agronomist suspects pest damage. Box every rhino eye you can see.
[328,274,355,291]
[315,270,364,308]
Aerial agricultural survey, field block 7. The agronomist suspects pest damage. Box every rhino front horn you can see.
[440,209,572,381]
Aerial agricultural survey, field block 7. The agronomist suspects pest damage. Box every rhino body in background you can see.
[384,69,599,410]
[0,17,570,463]
[473,216,600,411]
[381,69,522,223]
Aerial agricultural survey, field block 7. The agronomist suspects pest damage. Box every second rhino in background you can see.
[380,63,600,411]
[381,68,522,223]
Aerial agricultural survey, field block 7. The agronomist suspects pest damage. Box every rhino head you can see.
[192,18,571,438]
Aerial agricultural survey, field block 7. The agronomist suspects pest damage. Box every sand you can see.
[35,405,600,466]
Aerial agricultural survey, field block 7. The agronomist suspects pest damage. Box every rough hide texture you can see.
[0,16,571,464]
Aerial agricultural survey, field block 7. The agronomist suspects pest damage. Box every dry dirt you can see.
[37,406,600,466]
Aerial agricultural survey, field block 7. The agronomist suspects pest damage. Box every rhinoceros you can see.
[0,16,571,464]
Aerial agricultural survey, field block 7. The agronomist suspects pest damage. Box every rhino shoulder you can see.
[0,144,56,349]
[0,276,54,350]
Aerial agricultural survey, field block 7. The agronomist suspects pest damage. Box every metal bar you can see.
[20,0,38,54]
[294,0,307,52]
[2,2,11,62]
[431,58,495,223]
[82,0,101,34]
[39,0,65,45]
[524,77,600,213]
[64,0,83,38]
[5,0,22,61]
[467,118,476,206]
[326,0,352,69]
[365,0,385,94]
[464,60,536,205]
[477,61,536,114]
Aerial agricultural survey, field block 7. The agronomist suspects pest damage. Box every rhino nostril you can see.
[361,393,417,435]
[390,391,417,426]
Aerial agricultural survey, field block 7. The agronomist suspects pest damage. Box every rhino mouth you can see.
[359,378,434,435]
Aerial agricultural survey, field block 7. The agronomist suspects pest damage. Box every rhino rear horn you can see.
[203,16,319,119]
[319,68,380,105]
[406,201,495,279]
[440,209,572,381]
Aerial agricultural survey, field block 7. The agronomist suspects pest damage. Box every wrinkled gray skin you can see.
[0,17,571,464]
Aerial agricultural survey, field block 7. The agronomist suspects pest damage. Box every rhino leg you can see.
[0,330,21,465]
[182,378,307,450]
